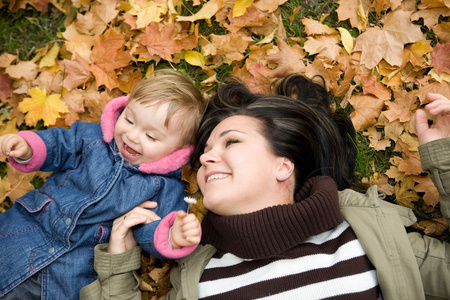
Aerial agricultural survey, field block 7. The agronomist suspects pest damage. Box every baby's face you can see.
[114,100,185,165]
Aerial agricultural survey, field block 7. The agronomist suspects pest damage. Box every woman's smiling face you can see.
[197,115,294,216]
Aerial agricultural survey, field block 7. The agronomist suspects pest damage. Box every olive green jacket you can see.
[80,138,450,300]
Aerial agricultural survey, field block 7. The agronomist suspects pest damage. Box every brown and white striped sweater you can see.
[199,176,380,299]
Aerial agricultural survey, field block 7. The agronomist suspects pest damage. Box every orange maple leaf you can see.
[353,10,423,69]
[431,42,450,76]
[89,30,131,90]
[60,54,92,91]
[140,23,197,62]
[18,87,69,126]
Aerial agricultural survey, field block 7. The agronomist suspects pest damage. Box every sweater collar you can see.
[200,176,343,259]
[100,96,193,175]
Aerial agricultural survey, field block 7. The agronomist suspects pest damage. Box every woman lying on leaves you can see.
[80,75,450,300]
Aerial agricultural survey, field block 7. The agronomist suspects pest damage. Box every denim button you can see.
[65,218,71,226]
[48,247,55,254]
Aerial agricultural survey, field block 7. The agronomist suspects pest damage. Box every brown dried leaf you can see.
[348,94,385,131]
[431,42,450,76]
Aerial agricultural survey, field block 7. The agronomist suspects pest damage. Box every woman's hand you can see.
[169,211,201,249]
[416,93,450,145]
[108,201,161,254]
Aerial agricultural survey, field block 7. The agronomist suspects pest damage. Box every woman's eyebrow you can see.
[219,129,245,137]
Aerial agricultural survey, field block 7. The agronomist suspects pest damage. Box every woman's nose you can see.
[199,150,217,165]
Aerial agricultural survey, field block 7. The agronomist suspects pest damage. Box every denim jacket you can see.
[0,96,194,299]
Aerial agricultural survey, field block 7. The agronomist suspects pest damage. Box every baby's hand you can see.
[170,211,201,249]
[0,134,33,160]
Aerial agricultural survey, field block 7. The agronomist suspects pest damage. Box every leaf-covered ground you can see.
[0,0,449,297]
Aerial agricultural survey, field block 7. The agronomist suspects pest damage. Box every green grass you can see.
[0,5,65,61]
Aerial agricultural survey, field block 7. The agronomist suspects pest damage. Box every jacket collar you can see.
[100,96,193,175]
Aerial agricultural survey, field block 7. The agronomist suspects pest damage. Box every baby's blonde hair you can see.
[128,69,207,146]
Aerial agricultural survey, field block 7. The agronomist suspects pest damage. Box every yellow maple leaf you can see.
[19,87,69,126]
[233,0,252,17]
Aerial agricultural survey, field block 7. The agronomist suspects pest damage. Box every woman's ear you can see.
[276,158,294,182]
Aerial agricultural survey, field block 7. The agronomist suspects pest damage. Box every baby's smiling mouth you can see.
[122,143,141,158]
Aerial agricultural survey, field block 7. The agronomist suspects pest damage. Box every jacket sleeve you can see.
[10,121,100,173]
[79,244,142,300]
[409,137,450,300]
[153,211,198,259]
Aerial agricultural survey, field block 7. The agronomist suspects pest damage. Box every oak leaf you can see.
[18,87,69,126]
[348,94,385,131]
[431,42,450,76]
[353,10,423,69]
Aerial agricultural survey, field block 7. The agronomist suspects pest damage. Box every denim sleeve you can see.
[33,121,101,172]
[132,178,188,259]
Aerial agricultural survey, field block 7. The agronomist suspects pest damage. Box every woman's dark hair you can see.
[191,74,357,193]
